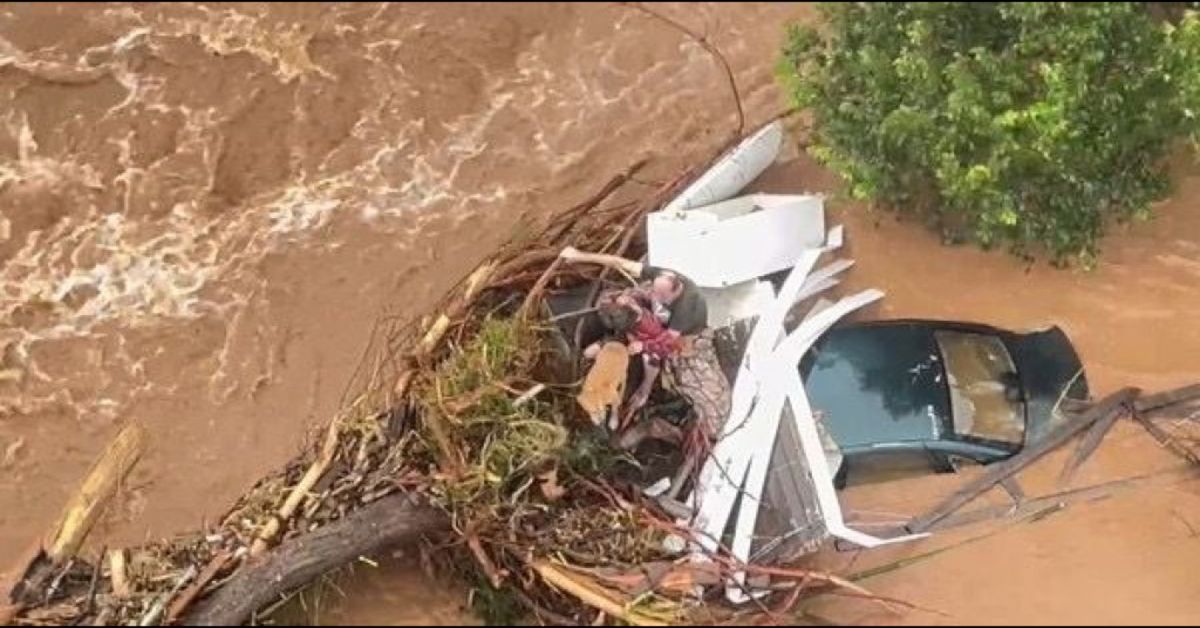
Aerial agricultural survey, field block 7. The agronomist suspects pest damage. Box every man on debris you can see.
[560,246,707,337]
[561,246,731,498]
[588,291,684,445]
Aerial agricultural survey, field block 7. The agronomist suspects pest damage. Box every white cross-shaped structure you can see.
[688,236,928,603]
[644,119,928,603]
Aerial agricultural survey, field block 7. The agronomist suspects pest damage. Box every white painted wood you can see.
[662,121,784,214]
[647,194,826,287]
[823,224,844,251]
[793,277,838,306]
[802,297,836,323]
[725,289,889,603]
[691,252,821,559]
[697,280,775,328]
[802,259,855,293]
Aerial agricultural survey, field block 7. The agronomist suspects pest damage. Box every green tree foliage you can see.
[780,2,1200,263]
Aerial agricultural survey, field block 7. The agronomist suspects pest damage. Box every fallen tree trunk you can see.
[182,493,446,626]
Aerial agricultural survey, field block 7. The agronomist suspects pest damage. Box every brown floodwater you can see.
[3,2,1200,626]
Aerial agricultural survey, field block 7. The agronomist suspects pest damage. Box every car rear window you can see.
[934,330,1025,447]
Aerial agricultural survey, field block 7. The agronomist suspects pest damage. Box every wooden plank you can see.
[1059,398,1092,415]
[906,388,1138,534]
[933,465,1200,532]
[1059,401,1126,487]
[1134,383,1200,414]
[999,477,1025,504]
[863,465,1200,538]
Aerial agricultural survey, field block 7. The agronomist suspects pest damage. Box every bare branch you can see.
[620,2,746,138]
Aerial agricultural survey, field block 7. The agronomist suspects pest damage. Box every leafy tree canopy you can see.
[780,2,1200,264]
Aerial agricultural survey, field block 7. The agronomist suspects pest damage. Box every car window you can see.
[933,330,1025,447]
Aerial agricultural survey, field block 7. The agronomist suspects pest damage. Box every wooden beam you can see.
[1134,383,1200,414]
[906,388,1138,534]
[933,464,1200,532]
[1059,400,1125,487]
[999,477,1025,504]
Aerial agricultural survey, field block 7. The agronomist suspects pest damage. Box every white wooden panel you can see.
[647,194,826,288]
[661,121,783,214]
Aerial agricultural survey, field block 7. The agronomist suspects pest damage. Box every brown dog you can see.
[576,342,630,428]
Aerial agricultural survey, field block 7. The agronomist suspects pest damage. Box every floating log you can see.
[906,388,1138,534]
[47,424,145,563]
[182,492,444,626]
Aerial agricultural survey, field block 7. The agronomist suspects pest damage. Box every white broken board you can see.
[698,280,774,329]
[689,258,927,604]
[647,193,827,288]
[698,225,847,329]
[661,121,784,214]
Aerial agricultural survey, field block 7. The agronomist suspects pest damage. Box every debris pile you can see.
[3,115,885,626]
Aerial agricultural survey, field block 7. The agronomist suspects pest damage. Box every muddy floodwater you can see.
[3,3,1200,626]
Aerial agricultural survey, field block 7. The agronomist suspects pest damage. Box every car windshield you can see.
[934,330,1025,447]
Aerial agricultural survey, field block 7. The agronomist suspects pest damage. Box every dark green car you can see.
[800,320,1089,488]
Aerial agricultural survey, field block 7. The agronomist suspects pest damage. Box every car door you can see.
[837,444,941,488]
[924,439,1011,473]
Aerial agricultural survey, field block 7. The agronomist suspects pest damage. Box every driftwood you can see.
[0,543,41,625]
[107,550,130,599]
[998,477,1025,503]
[906,388,1139,533]
[166,552,233,624]
[182,493,444,626]
[1059,383,1200,486]
[1,423,145,623]
[48,424,145,563]
[250,421,341,557]
[1,24,832,627]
